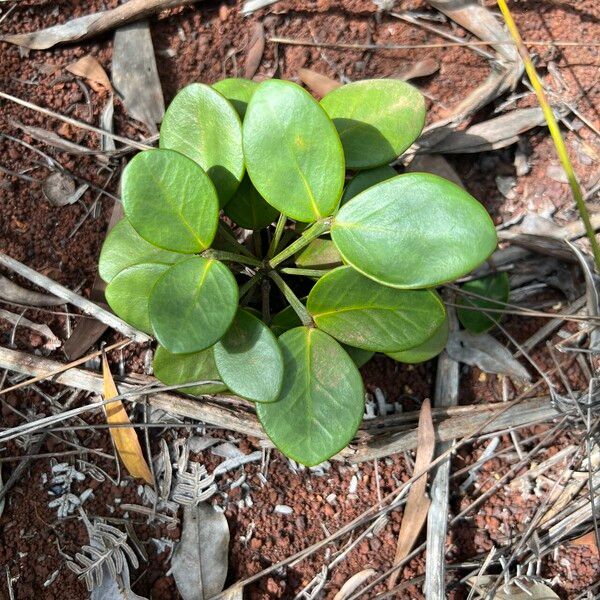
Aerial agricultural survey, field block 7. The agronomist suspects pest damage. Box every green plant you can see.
[99,77,497,466]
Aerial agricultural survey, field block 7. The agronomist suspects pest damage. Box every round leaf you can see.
[331,173,497,289]
[214,309,284,403]
[256,327,364,466]
[99,219,184,283]
[341,165,396,205]
[321,79,426,169]
[223,175,279,230]
[343,345,374,368]
[149,257,238,354]
[296,238,342,269]
[457,272,509,333]
[212,78,258,119]
[243,79,345,222]
[307,266,446,352]
[122,149,219,253]
[387,315,449,364]
[154,345,227,395]
[160,83,244,205]
[105,263,170,334]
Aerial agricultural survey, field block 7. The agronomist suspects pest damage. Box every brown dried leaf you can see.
[298,68,341,98]
[388,399,435,589]
[66,54,112,91]
[407,154,463,187]
[244,21,265,79]
[393,58,439,81]
[333,569,376,600]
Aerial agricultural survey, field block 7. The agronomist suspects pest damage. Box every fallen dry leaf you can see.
[66,54,112,92]
[334,569,376,600]
[393,58,439,81]
[467,575,560,599]
[102,353,153,483]
[244,21,265,79]
[388,398,435,589]
[298,68,341,98]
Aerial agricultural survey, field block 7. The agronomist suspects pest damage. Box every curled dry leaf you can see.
[42,172,88,207]
[171,503,230,600]
[298,68,341,98]
[0,0,201,50]
[0,275,62,307]
[66,54,112,92]
[467,575,559,599]
[243,21,265,80]
[102,354,154,483]
[333,569,376,600]
[447,330,531,381]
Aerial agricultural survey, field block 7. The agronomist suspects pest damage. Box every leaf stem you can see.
[266,213,287,260]
[202,249,262,268]
[269,218,332,269]
[280,267,331,278]
[239,271,263,300]
[216,223,256,259]
[268,270,313,327]
[496,0,600,271]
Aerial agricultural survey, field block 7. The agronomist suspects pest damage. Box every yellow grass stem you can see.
[496,0,600,271]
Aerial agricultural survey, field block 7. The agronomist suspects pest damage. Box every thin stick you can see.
[0,91,151,151]
[267,36,600,51]
[496,0,600,271]
[0,252,151,343]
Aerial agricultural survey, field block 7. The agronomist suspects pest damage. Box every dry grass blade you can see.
[0,308,60,350]
[0,275,62,307]
[388,399,435,590]
[0,0,203,50]
[102,354,153,484]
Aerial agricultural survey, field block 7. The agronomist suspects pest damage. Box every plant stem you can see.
[266,213,287,260]
[216,223,256,259]
[268,270,313,327]
[496,0,600,271]
[269,218,332,269]
[202,249,262,268]
[239,271,263,300]
[280,267,331,278]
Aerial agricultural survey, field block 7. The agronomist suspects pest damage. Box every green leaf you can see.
[159,83,244,205]
[331,173,497,289]
[149,257,238,354]
[105,263,170,334]
[214,309,284,403]
[341,165,396,205]
[295,238,342,269]
[256,327,364,466]
[154,345,227,395]
[270,304,302,337]
[122,149,219,253]
[343,345,374,368]
[243,79,345,222]
[307,266,445,352]
[321,79,426,169]
[457,273,509,333]
[387,315,449,364]
[212,78,258,119]
[223,175,279,230]
[99,219,184,283]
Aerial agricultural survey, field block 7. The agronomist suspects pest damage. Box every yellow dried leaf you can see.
[102,353,153,483]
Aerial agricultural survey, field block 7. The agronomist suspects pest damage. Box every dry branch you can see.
[0,252,151,343]
[0,346,562,464]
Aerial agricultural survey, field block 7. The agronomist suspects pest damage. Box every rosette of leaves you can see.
[100,78,497,466]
